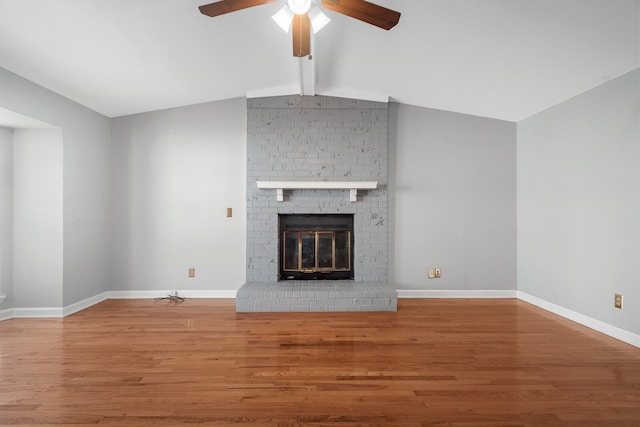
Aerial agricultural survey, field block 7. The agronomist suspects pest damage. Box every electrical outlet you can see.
[434,268,441,278]
[614,293,623,309]
[227,207,233,217]
[188,268,195,278]
[428,268,435,279]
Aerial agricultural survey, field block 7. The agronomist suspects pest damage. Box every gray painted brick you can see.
[236,281,396,312]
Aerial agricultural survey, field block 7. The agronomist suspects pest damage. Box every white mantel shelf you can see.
[256,181,378,202]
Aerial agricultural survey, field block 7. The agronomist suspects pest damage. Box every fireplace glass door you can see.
[283,231,351,273]
[279,214,354,280]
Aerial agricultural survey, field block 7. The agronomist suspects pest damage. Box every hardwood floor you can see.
[0,298,639,426]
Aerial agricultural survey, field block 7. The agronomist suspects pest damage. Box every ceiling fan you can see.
[199,0,401,57]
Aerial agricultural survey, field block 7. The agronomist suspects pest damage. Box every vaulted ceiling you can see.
[0,0,638,122]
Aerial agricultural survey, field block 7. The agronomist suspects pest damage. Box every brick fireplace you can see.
[236,95,397,312]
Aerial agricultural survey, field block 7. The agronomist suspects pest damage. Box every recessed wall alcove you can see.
[0,112,63,310]
[235,95,397,312]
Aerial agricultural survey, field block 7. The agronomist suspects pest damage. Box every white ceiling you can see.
[0,0,638,122]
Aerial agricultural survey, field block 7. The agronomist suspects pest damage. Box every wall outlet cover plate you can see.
[614,293,623,309]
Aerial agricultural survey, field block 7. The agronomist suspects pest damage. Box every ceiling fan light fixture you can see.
[308,6,330,33]
[272,5,294,32]
[287,0,311,15]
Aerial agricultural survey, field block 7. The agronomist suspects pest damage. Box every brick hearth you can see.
[236,281,397,312]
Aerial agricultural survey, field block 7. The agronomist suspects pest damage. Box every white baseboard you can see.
[13,307,64,318]
[517,291,640,348]
[63,292,109,317]
[7,293,110,319]
[397,289,517,299]
[173,289,237,298]
[0,290,238,321]
[108,290,237,299]
[0,308,13,321]
[108,290,168,299]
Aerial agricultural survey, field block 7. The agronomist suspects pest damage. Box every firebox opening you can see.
[278,214,354,280]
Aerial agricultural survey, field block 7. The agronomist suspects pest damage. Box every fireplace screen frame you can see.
[283,230,351,272]
[278,214,354,281]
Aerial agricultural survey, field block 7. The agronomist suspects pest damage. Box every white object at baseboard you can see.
[256,181,378,202]
[0,295,6,305]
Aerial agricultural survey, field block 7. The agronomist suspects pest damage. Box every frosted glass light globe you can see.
[288,0,311,15]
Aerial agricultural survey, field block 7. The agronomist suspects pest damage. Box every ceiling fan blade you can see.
[199,0,278,17]
[321,0,400,30]
[292,13,311,57]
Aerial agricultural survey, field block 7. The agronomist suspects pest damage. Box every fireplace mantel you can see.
[256,181,378,202]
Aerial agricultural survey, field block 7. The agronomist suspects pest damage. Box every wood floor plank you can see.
[0,298,639,426]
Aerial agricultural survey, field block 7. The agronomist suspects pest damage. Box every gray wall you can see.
[518,69,640,335]
[0,67,111,308]
[389,103,517,291]
[12,129,63,308]
[245,96,389,283]
[0,127,12,304]
[110,99,247,292]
